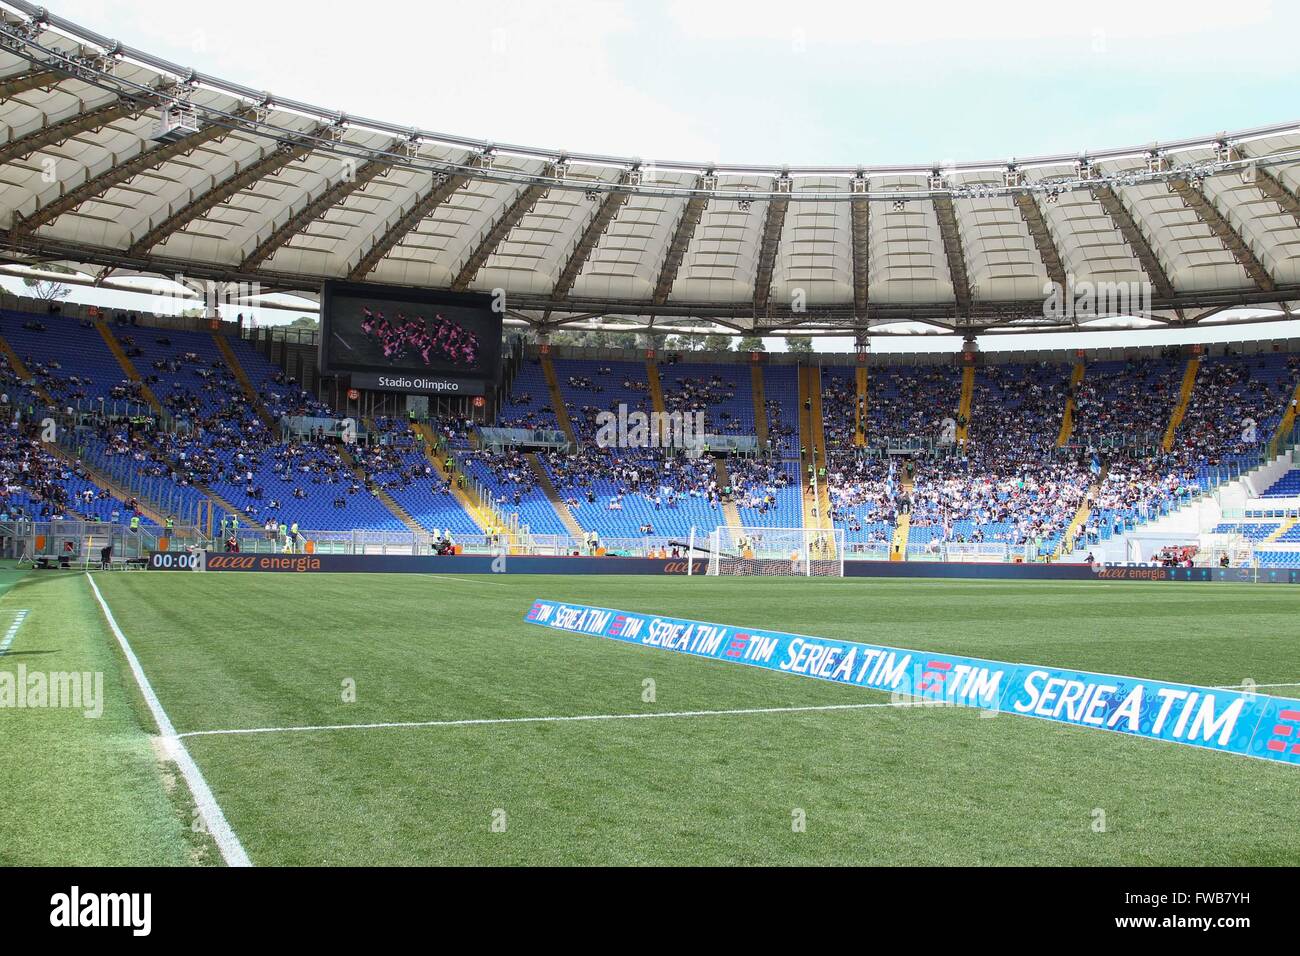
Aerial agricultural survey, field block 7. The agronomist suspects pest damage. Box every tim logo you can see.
[1266,709,1300,757]
[50,886,151,936]
[918,660,950,692]
[725,634,750,659]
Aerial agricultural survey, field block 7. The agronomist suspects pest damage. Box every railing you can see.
[1239,506,1300,519]
[217,530,695,557]
[1067,431,1165,452]
[903,541,1038,562]
[522,535,687,556]
[879,436,944,455]
[1198,459,1251,488]
[280,415,369,443]
[699,434,760,454]
[843,542,891,560]
[0,520,210,561]
[0,518,1151,564]
[445,443,527,538]
[8,392,175,438]
[232,529,433,556]
[49,397,161,421]
[59,433,212,527]
[478,426,569,449]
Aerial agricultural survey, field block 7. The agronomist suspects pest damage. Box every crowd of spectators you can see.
[0,419,139,523]
[5,306,1299,553]
[1170,354,1300,468]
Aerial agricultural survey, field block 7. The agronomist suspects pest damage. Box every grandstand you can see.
[3,296,1300,572]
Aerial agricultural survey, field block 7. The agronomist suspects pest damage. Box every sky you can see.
[41,0,1298,165]
[6,0,1299,351]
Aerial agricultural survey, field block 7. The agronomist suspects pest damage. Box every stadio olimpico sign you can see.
[348,372,487,395]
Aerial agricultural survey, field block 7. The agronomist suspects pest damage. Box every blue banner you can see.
[523,600,1300,767]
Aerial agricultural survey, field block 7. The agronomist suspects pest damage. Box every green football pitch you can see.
[1,568,1298,866]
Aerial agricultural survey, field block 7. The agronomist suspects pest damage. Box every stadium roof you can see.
[2,1,1300,339]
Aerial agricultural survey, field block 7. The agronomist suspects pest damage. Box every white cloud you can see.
[27,1,1300,166]
[48,0,722,158]
[665,0,1273,44]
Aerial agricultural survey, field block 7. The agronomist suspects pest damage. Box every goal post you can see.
[702,526,845,577]
[1197,531,1254,568]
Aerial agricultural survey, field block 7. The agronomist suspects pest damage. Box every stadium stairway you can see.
[750,365,769,449]
[713,457,744,530]
[525,452,586,541]
[642,356,665,424]
[956,364,975,444]
[0,333,53,405]
[337,444,425,535]
[854,366,868,447]
[797,366,833,532]
[890,508,911,561]
[190,483,239,536]
[1270,380,1300,457]
[85,324,242,533]
[410,423,498,535]
[1161,356,1200,452]
[808,369,833,528]
[212,333,278,432]
[1057,361,1085,446]
[95,321,164,414]
[540,353,578,446]
[46,442,168,526]
[1055,466,1106,559]
[1261,517,1298,545]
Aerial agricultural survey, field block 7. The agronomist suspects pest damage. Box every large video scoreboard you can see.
[318,281,503,395]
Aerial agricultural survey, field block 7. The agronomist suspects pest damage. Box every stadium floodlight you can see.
[697,526,845,577]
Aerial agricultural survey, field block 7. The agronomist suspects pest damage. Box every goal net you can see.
[1197,532,1253,568]
[695,526,845,577]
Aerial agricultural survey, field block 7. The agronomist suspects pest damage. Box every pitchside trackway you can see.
[2,570,1299,865]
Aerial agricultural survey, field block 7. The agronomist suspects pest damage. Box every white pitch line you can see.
[421,574,510,587]
[1214,681,1300,690]
[85,574,252,868]
[0,609,28,656]
[177,698,936,740]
